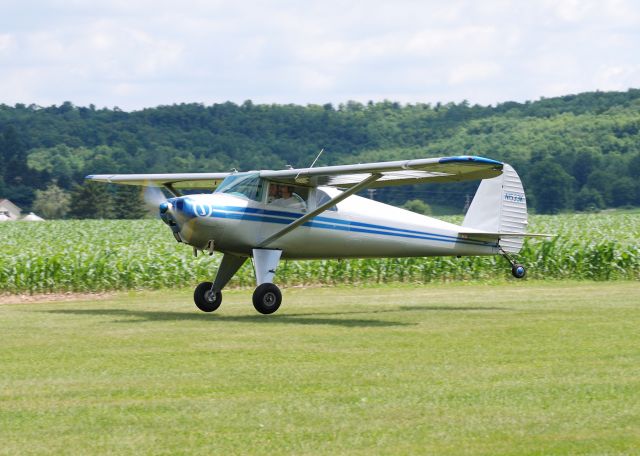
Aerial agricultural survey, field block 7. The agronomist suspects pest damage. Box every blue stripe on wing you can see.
[438,155,503,166]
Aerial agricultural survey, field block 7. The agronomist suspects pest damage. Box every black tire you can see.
[511,264,526,279]
[252,283,282,314]
[194,281,222,312]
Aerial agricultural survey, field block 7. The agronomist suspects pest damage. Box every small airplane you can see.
[87,155,549,314]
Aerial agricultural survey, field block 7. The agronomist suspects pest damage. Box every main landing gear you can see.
[500,247,527,279]
[193,248,284,315]
[194,282,222,312]
[252,283,282,314]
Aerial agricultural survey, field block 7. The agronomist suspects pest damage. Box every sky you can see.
[0,0,639,111]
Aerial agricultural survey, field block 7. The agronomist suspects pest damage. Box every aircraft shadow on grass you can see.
[41,305,507,328]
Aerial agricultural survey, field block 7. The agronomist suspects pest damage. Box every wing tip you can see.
[439,155,503,167]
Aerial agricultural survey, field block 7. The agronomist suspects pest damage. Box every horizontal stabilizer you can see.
[459,231,554,242]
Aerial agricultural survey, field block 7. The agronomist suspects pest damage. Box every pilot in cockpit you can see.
[268,183,306,211]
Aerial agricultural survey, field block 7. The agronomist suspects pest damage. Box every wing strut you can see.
[163,183,181,197]
[258,173,382,248]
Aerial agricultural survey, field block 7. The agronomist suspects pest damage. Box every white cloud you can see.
[448,62,502,85]
[405,25,507,58]
[540,0,640,25]
[0,0,639,109]
[596,64,640,91]
[0,68,41,103]
[542,0,597,23]
[295,68,336,91]
[0,34,15,55]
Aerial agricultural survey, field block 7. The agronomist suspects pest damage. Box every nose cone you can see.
[159,197,197,244]
[159,199,177,227]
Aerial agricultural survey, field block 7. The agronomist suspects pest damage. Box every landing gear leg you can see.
[251,249,283,314]
[194,253,246,312]
[499,247,527,279]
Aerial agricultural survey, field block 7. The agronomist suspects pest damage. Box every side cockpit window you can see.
[214,173,264,201]
[267,183,309,212]
[316,189,337,211]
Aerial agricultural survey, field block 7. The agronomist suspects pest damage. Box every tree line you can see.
[1,89,639,217]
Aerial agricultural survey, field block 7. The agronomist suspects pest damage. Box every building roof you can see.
[0,199,22,216]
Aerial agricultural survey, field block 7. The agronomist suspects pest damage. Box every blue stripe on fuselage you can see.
[206,205,495,247]
[213,205,466,240]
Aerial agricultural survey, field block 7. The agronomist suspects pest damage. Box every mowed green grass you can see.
[1,282,639,455]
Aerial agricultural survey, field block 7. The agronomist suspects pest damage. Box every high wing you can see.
[86,155,503,190]
[261,155,503,188]
[85,172,231,190]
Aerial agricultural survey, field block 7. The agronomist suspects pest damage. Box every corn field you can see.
[1,213,638,293]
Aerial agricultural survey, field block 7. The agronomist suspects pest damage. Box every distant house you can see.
[0,199,22,221]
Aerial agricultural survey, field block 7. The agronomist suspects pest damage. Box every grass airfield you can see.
[1,281,639,455]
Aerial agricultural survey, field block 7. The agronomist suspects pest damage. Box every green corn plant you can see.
[0,213,638,294]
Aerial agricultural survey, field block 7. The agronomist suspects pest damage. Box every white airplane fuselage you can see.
[163,187,499,259]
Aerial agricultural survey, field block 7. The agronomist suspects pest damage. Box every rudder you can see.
[462,164,527,253]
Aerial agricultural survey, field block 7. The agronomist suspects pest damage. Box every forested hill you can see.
[1,89,639,216]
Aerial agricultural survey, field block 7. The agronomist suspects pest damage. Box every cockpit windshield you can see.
[214,173,264,201]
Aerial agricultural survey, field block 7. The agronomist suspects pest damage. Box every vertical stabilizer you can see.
[462,164,528,253]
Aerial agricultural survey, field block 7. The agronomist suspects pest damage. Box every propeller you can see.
[143,185,168,213]
[142,184,195,243]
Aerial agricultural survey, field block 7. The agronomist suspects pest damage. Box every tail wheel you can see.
[511,264,526,279]
[252,283,282,314]
[194,281,222,312]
